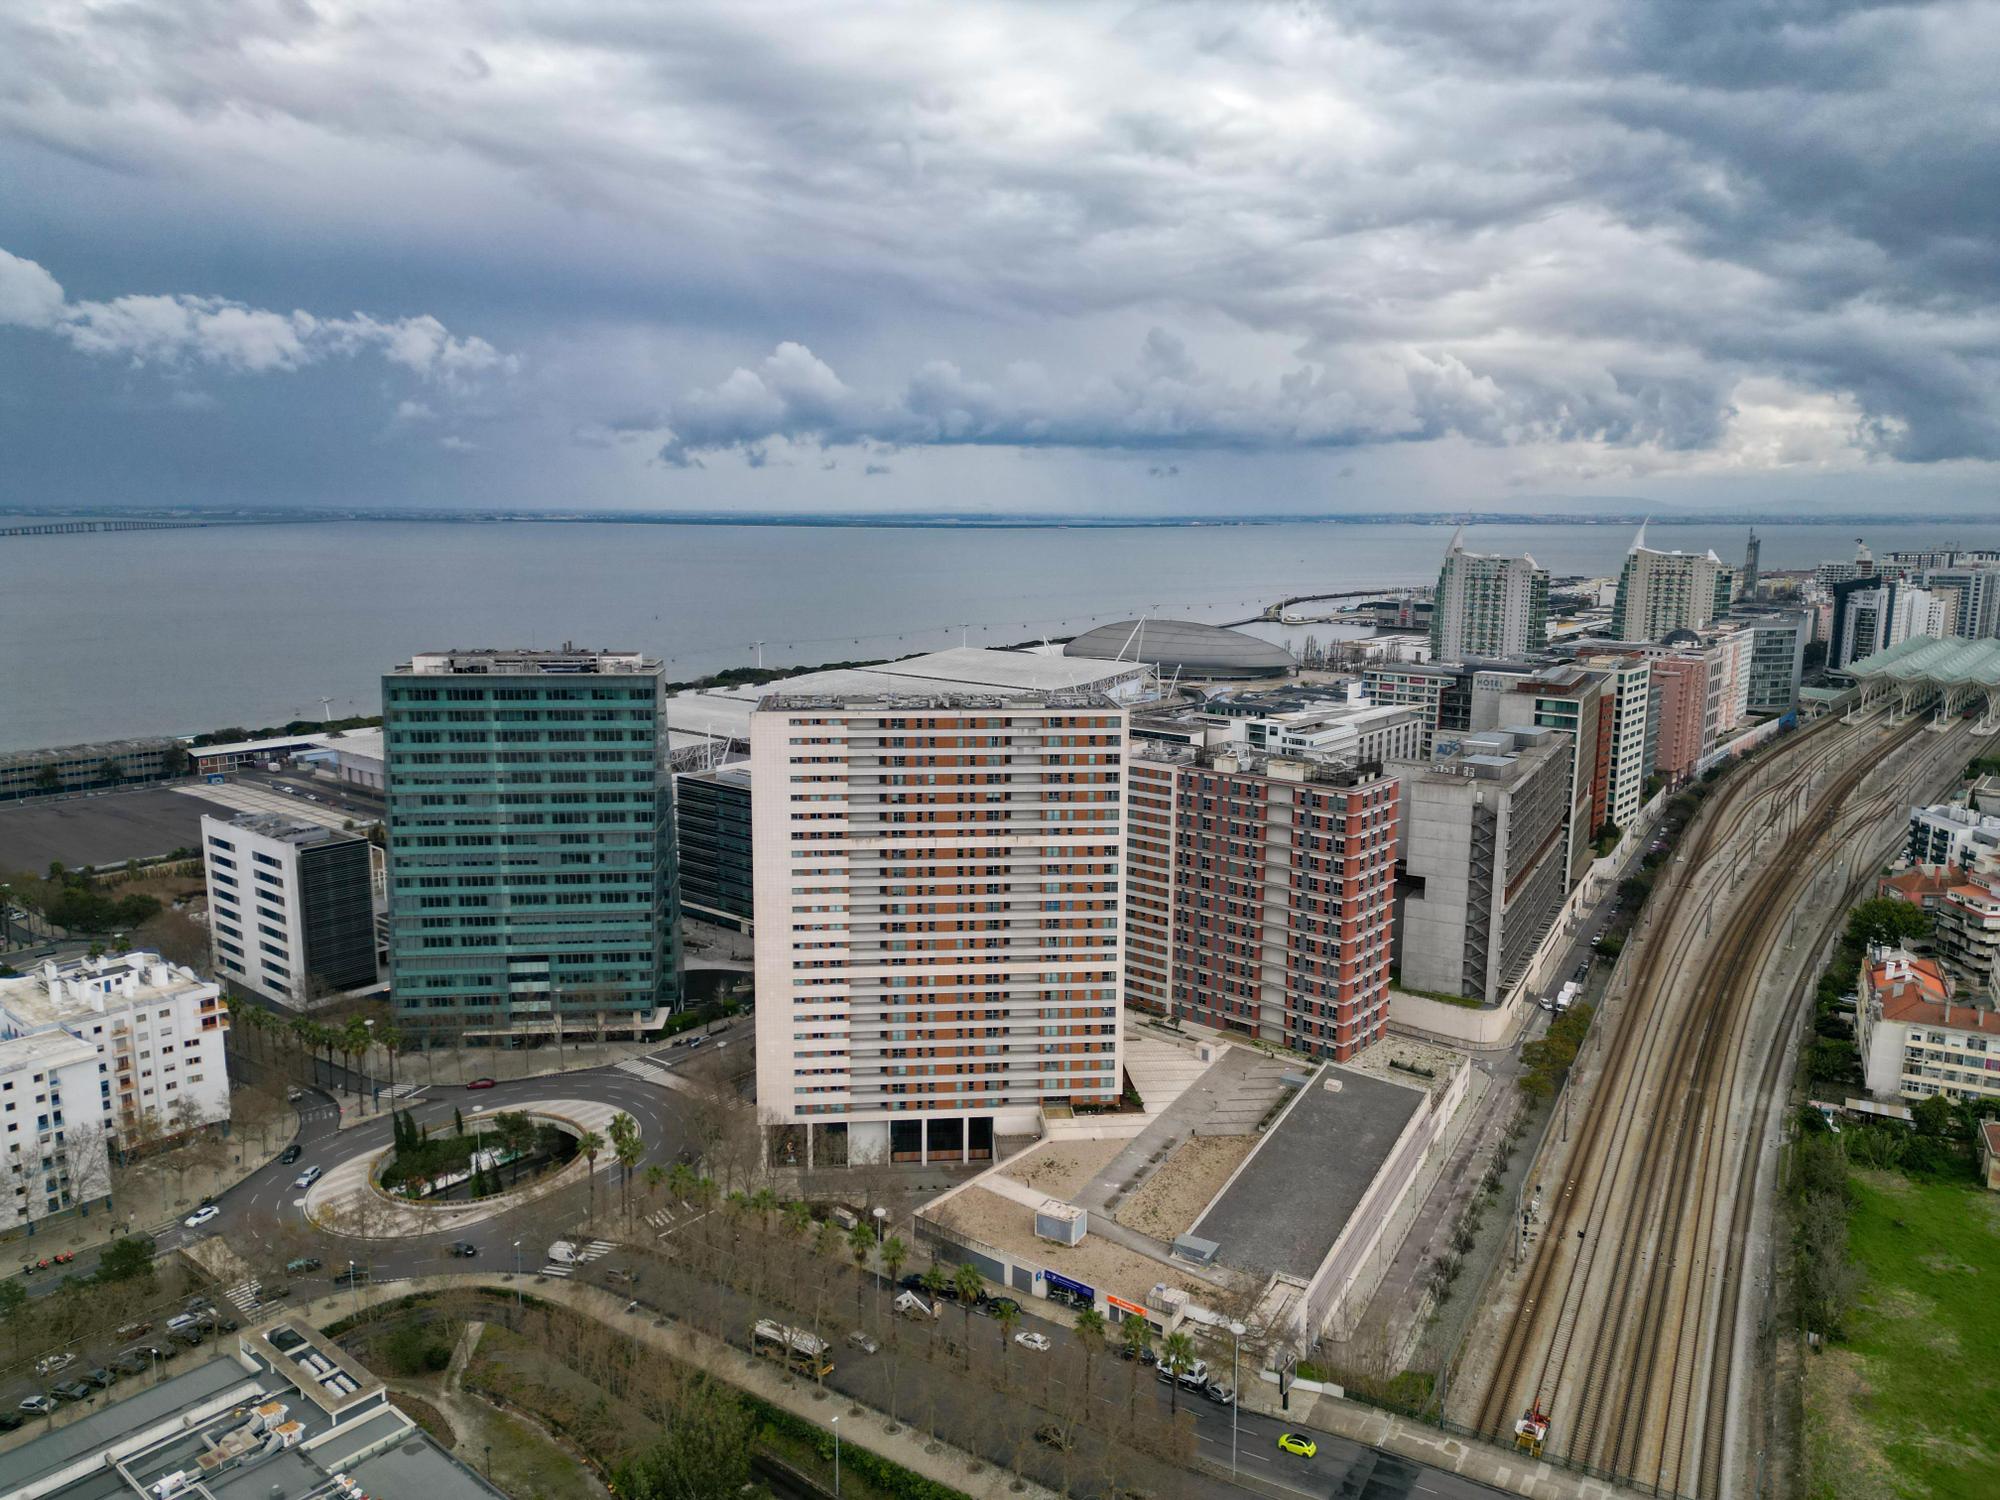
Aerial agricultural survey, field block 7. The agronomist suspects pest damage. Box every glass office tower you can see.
[383,648,679,1042]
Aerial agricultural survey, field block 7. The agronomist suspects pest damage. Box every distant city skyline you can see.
[3,3,1997,517]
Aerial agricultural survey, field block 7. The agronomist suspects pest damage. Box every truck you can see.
[1553,981,1580,1014]
[755,1318,833,1378]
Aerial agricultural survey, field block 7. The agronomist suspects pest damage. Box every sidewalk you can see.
[1238,1376,1639,1500]
[318,1272,1060,1500]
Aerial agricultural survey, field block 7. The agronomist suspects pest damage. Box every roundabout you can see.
[302,1097,636,1238]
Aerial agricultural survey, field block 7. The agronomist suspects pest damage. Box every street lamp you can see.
[872,1205,886,1244]
[513,1240,523,1314]
[830,1414,840,1498]
[363,1019,377,1109]
[1228,1321,1245,1476]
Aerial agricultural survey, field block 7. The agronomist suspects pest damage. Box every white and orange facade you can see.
[1122,745,1399,1059]
[1856,946,2000,1105]
[751,691,1124,1166]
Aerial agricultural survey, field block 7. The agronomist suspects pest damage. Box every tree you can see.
[952,1261,984,1366]
[377,1019,405,1097]
[578,1129,605,1220]
[1913,1093,1959,1139]
[610,1112,643,1220]
[1846,897,1932,949]
[848,1219,875,1317]
[1160,1330,1195,1418]
[994,1300,1022,1388]
[34,763,61,793]
[1074,1305,1107,1405]
[340,1016,372,1099]
[613,1375,755,1500]
[95,1235,157,1283]
[881,1234,908,1289]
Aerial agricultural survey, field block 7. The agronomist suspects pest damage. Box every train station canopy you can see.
[1848,635,2000,723]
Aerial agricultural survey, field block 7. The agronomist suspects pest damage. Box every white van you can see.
[547,1240,578,1264]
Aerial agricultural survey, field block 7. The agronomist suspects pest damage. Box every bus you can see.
[754,1318,834,1378]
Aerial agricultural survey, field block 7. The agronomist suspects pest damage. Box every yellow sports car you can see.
[1277,1433,1317,1459]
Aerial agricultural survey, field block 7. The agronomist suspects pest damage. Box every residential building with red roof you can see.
[1856,945,2000,1104]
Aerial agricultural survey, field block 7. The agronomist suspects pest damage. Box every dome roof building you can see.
[1064,619,1294,680]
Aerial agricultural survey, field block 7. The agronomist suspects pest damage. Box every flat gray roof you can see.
[349,1430,507,1500]
[1190,1064,1424,1280]
[0,1356,255,1493]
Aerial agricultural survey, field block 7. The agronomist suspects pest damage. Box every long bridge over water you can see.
[0,519,214,538]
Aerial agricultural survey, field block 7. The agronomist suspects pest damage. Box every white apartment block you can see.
[752,691,1125,1167]
[0,953,231,1230]
[1609,525,1736,642]
[1581,655,1652,831]
[1430,529,1549,661]
[1856,947,2000,1105]
[203,812,378,1009]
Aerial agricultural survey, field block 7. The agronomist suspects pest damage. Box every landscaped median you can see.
[305,1272,1056,1500]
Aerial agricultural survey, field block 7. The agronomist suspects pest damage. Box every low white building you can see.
[0,1029,109,1234]
[203,812,379,1007]
[0,953,232,1159]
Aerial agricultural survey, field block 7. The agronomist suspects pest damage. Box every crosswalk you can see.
[644,1203,712,1240]
[225,1279,263,1314]
[541,1238,616,1277]
[617,1058,672,1084]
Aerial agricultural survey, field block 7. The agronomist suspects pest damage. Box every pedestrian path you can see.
[644,1203,713,1239]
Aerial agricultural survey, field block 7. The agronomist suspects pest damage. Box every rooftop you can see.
[1848,635,2000,687]
[0,951,214,1030]
[760,688,1115,712]
[207,811,368,848]
[1189,1063,1425,1280]
[1064,618,1295,679]
[0,738,178,771]
[0,1028,99,1072]
[394,647,658,676]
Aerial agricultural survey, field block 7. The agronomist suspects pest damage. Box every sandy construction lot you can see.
[930,1186,1210,1306]
[1113,1134,1259,1241]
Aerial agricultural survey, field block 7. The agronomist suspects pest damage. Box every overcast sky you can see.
[3,1,1997,516]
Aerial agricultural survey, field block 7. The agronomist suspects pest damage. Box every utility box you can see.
[1035,1199,1087,1246]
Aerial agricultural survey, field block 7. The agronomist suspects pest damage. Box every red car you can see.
[465,1078,497,1090]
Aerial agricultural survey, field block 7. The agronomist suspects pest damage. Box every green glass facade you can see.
[382,650,679,1040]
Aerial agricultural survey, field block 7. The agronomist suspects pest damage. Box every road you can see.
[4,1032,1503,1500]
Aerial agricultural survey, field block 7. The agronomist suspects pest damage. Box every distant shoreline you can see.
[4,508,1994,532]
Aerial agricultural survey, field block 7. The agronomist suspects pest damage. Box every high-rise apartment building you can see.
[1832,580,1947,670]
[751,691,1125,1167]
[1392,727,1572,1004]
[1579,655,1652,830]
[383,648,678,1043]
[1609,524,1736,642]
[1474,665,1605,879]
[1646,653,1712,781]
[1122,745,1398,1059]
[1430,529,1549,661]
[1737,610,1811,716]
[202,813,378,1008]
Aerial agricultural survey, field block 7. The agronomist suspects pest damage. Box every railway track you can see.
[1466,710,1970,1498]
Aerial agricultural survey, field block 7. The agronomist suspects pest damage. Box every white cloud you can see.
[0,245,518,387]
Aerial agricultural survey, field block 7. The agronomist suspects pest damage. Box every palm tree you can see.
[953,1262,983,1368]
[1074,1306,1107,1406]
[1161,1330,1195,1418]
[848,1220,874,1318]
[881,1235,908,1290]
[377,1019,405,1097]
[668,1161,696,1205]
[644,1163,667,1208]
[994,1301,1021,1389]
[577,1129,605,1220]
[920,1265,948,1362]
[610,1113,642,1220]
[340,1016,371,1099]
[1121,1316,1154,1428]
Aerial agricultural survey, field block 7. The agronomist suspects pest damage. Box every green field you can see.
[1805,1171,2000,1499]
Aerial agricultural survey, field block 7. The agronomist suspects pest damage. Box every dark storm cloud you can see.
[0,0,1995,507]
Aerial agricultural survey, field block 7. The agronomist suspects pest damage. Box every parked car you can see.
[286,1257,323,1274]
[280,1144,303,1165]
[183,1204,221,1229]
[846,1330,880,1354]
[114,1321,152,1340]
[170,1328,206,1347]
[1203,1381,1236,1406]
[1015,1330,1052,1352]
[51,1380,93,1402]
[977,1295,1022,1319]
[82,1367,115,1390]
[112,1353,149,1376]
[0,1410,22,1431]
[167,1312,203,1333]
[34,1352,75,1376]
[332,1266,370,1288]
[465,1077,497,1090]
[261,1282,290,1301]
[286,1088,305,1102]
[19,1395,56,1416]
[448,1241,479,1258]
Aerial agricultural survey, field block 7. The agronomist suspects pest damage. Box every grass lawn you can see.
[1804,1171,2000,1500]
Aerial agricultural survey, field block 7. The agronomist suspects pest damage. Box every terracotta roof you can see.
[1880,866,1959,902]
[1982,1121,2000,1157]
